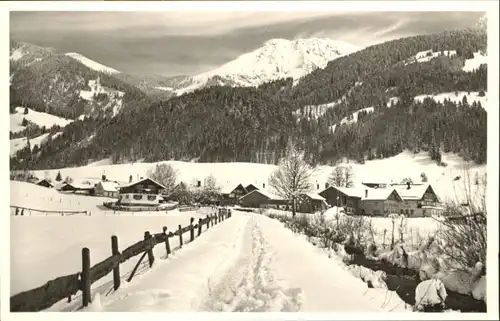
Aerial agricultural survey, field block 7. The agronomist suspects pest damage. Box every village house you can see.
[35,178,53,188]
[297,193,328,214]
[359,187,404,216]
[94,181,120,198]
[319,186,363,215]
[59,181,96,195]
[391,182,442,217]
[238,189,289,209]
[221,183,249,206]
[117,177,166,206]
[244,184,260,194]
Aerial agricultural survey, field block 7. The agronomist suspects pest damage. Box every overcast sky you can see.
[10,11,484,77]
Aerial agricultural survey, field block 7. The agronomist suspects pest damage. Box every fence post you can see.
[162,226,171,257]
[206,215,210,229]
[190,217,195,242]
[81,247,91,308]
[178,225,183,248]
[198,218,202,236]
[144,231,155,268]
[111,235,120,291]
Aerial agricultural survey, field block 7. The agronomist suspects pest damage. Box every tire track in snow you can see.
[201,215,302,312]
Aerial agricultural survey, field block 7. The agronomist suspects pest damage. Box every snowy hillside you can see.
[463,52,488,72]
[405,49,457,65]
[10,133,52,157]
[174,38,359,95]
[66,52,120,74]
[78,78,125,117]
[10,107,73,133]
[414,91,487,109]
[26,150,486,204]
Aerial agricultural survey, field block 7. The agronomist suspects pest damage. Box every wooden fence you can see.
[10,208,232,312]
[10,205,89,216]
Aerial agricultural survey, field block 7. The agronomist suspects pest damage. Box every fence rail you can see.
[10,205,89,216]
[10,208,232,312]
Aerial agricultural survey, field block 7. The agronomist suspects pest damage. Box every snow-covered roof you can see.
[334,186,365,198]
[362,187,402,201]
[239,189,285,201]
[303,193,326,201]
[391,184,434,200]
[221,183,246,195]
[119,177,166,190]
[98,181,120,192]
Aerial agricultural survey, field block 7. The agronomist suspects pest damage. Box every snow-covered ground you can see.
[405,49,457,65]
[10,107,73,134]
[11,202,211,298]
[66,52,120,74]
[463,52,487,72]
[414,91,487,109]
[42,211,410,312]
[10,133,52,157]
[26,150,486,205]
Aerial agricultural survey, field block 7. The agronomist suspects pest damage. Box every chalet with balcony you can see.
[391,182,442,217]
[117,177,166,206]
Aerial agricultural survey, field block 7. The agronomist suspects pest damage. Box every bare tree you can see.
[197,174,220,204]
[147,163,178,196]
[438,164,487,269]
[328,167,345,187]
[269,143,315,217]
[328,165,354,188]
[343,165,355,188]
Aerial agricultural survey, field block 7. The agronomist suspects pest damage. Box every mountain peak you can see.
[65,52,120,74]
[174,37,359,95]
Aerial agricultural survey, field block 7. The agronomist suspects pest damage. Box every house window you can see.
[125,194,129,199]
[133,194,143,200]
[400,209,404,214]
[411,209,414,216]
[147,195,157,201]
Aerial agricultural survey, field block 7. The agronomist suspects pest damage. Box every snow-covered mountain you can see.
[474,14,487,33]
[65,52,120,74]
[169,38,359,95]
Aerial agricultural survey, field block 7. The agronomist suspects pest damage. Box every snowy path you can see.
[72,211,394,312]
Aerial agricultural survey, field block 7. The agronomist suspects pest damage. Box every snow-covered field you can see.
[44,211,410,312]
[263,207,442,251]
[10,204,211,298]
[10,106,73,134]
[463,52,487,72]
